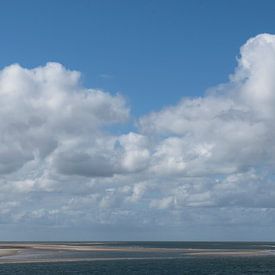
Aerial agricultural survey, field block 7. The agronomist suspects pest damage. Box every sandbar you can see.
[0,243,274,264]
[0,249,19,257]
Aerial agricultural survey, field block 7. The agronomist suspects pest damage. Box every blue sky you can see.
[2,1,275,241]
[1,0,275,115]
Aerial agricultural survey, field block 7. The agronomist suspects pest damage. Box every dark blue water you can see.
[1,257,275,274]
[1,242,275,274]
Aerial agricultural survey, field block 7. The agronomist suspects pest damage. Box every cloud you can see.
[139,34,275,178]
[2,34,275,240]
[0,62,129,177]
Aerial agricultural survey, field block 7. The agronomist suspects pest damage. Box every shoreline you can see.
[0,249,19,258]
[0,254,274,265]
[0,243,274,264]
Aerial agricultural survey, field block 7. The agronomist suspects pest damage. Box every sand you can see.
[182,248,271,257]
[0,249,19,257]
[0,243,273,264]
[0,243,184,252]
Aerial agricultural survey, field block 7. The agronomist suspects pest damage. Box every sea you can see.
[1,242,275,274]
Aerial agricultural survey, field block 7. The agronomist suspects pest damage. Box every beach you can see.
[0,242,274,264]
[0,249,18,258]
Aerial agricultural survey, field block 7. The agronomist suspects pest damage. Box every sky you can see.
[2,0,275,240]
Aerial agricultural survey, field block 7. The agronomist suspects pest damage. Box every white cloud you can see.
[2,34,275,240]
[139,34,275,178]
[0,62,129,177]
[118,132,150,173]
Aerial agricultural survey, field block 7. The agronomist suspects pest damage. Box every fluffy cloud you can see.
[2,34,275,240]
[139,34,275,179]
[0,62,129,177]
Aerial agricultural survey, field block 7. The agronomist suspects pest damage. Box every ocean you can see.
[0,242,275,274]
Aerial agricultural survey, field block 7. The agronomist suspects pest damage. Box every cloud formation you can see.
[1,34,275,240]
[0,63,129,176]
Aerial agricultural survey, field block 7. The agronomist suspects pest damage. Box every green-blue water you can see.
[1,242,275,274]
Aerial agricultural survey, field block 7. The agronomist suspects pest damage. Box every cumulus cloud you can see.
[139,34,275,179]
[2,34,275,239]
[0,62,129,177]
